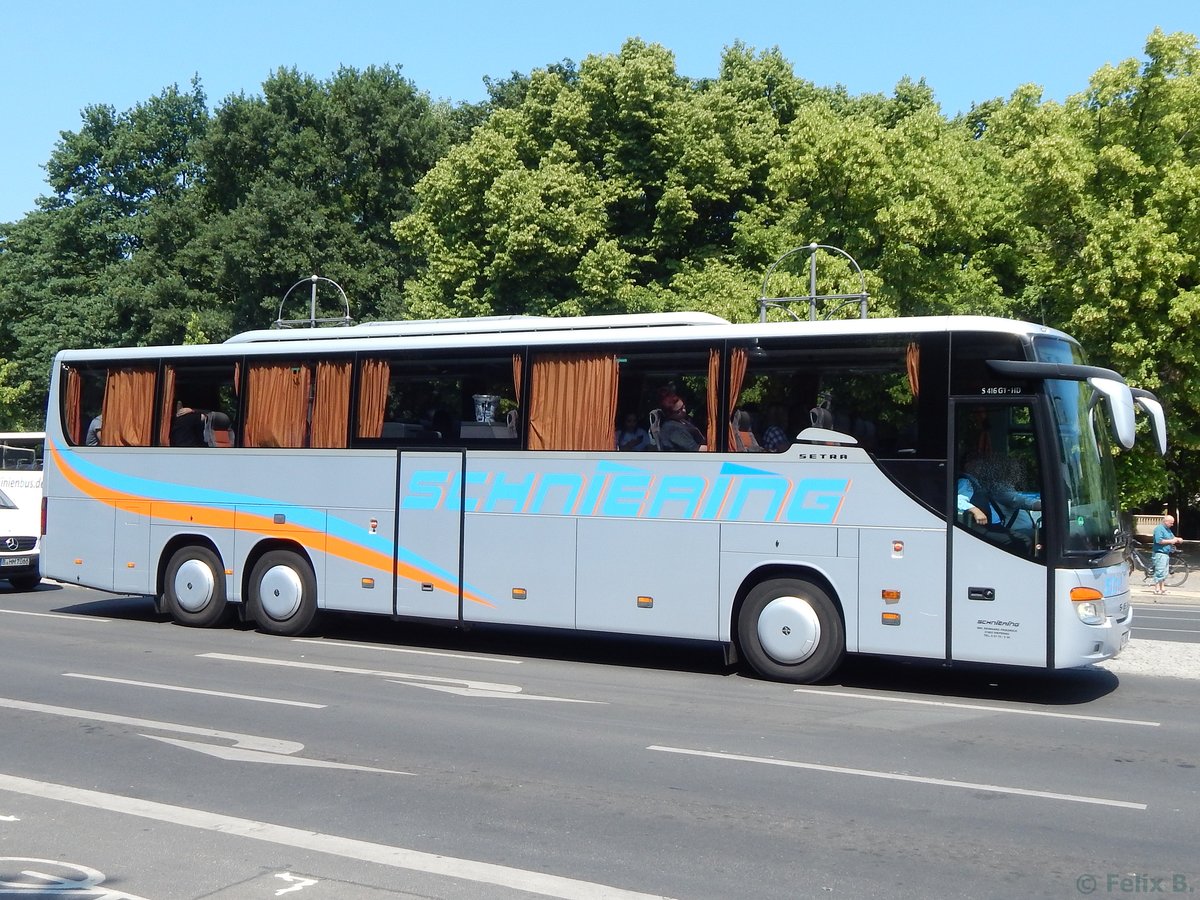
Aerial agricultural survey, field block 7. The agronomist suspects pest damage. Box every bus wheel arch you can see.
[734,566,845,684]
[245,542,318,637]
[161,539,232,628]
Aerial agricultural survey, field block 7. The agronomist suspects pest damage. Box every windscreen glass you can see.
[1033,337,1123,553]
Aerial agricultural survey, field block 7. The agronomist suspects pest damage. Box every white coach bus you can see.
[0,431,46,589]
[40,312,1163,682]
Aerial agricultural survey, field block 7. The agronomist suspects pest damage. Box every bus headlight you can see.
[1070,587,1107,625]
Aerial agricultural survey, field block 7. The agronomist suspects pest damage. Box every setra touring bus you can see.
[40,312,1165,683]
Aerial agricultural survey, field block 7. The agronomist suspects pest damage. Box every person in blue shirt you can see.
[1151,514,1183,595]
[616,412,651,451]
[955,454,1042,553]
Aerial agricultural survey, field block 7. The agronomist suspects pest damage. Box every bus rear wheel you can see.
[248,550,318,636]
[738,578,844,683]
[164,546,230,627]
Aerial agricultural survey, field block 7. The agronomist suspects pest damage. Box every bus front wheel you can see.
[164,546,230,627]
[248,550,317,636]
[738,578,844,683]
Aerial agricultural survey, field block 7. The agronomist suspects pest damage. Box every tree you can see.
[976,29,1200,506]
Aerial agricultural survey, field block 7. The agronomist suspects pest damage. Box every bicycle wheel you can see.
[1167,557,1189,588]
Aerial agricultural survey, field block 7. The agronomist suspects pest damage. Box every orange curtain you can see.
[311,360,351,448]
[528,353,619,451]
[705,349,720,450]
[726,347,749,452]
[100,368,155,447]
[245,363,312,448]
[158,366,176,446]
[356,358,389,438]
[907,342,920,397]
[64,367,82,444]
[512,353,523,407]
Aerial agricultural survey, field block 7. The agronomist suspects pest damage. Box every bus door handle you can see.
[967,587,996,601]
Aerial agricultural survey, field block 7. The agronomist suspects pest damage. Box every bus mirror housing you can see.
[1131,389,1167,456]
[1087,377,1135,450]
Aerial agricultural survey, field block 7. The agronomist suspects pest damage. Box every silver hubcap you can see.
[757,595,821,664]
[174,558,215,613]
[259,565,303,621]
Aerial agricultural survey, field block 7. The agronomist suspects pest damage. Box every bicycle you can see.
[1128,543,1190,588]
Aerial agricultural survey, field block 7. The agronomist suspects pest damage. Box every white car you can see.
[0,487,40,591]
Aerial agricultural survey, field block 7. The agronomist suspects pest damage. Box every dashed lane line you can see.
[62,674,327,708]
[790,687,1160,727]
[647,745,1146,810]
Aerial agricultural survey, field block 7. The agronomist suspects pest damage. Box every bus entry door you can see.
[948,400,1049,667]
[396,451,464,622]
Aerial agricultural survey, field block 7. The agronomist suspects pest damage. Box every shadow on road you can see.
[46,594,1121,705]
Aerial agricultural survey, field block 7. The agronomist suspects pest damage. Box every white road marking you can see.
[0,857,151,899]
[1135,626,1200,634]
[0,696,304,755]
[647,745,1146,810]
[389,681,605,703]
[791,687,1160,727]
[141,736,410,775]
[275,872,318,895]
[0,774,674,900]
[201,652,601,704]
[62,673,326,708]
[294,638,521,664]
[0,608,111,623]
[201,652,523,692]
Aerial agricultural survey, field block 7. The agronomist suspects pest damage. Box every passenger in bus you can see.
[761,405,791,452]
[657,391,707,452]
[617,412,651,451]
[85,415,103,446]
[170,404,208,446]
[956,454,1040,550]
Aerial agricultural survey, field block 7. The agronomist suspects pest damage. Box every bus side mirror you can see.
[1088,376,1135,450]
[1131,389,1167,456]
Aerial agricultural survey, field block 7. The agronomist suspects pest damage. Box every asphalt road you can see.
[0,582,1197,900]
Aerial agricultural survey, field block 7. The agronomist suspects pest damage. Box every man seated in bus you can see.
[617,412,651,451]
[85,415,102,446]
[956,453,1041,550]
[170,404,208,447]
[657,390,707,452]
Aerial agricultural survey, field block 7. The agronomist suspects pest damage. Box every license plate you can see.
[0,557,30,567]
[1121,630,1131,649]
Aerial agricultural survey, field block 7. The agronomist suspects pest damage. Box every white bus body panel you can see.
[397,452,463,619]
[465,514,578,628]
[1055,563,1132,666]
[858,526,948,659]
[950,529,1048,666]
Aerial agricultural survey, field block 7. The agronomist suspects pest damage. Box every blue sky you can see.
[2,0,1197,224]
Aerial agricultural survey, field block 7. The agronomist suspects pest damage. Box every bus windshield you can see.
[1033,338,1124,554]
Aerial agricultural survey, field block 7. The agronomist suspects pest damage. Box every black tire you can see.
[1167,558,1190,588]
[8,574,41,592]
[737,578,845,683]
[248,549,318,636]
[163,545,230,627]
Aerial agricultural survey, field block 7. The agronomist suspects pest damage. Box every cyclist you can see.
[1151,514,1184,595]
